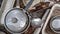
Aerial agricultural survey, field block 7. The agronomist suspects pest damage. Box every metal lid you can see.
[4,8,29,33]
[50,16,60,33]
[51,19,60,29]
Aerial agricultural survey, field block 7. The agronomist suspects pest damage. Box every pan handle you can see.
[24,0,34,10]
[16,0,20,8]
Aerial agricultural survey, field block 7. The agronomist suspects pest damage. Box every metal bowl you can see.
[1,8,30,33]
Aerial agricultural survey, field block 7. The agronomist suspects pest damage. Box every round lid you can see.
[51,19,60,29]
[50,16,60,33]
[4,8,29,33]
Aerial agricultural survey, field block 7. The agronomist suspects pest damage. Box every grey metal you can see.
[1,0,15,25]
[31,18,43,34]
[51,19,60,29]
[33,27,41,34]
[16,0,20,7]
[2,0,30,33]
[4,9,29,33]
[42,9,50,21]
[24,0,34,10]
[31,18,42,28]
[16,0,20,8]
[50,16,60,33]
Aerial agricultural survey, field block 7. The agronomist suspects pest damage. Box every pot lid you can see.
[4,9,29,33]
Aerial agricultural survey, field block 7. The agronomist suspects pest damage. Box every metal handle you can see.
[33,27,41,34]
[24,0,34,10]
[16,0,20,8]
